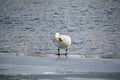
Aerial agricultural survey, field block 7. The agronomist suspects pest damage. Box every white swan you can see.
[53,32,71,56]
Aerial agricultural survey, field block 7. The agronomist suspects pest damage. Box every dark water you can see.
[0,73,120,80]
[0,0,120,55]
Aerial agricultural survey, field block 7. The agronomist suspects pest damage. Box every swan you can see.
[53,32,71,56]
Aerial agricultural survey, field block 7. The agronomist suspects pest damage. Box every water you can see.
[0,0,120,79]
[0,0,120,55]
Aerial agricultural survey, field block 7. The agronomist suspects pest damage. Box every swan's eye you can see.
[59,38,62,42]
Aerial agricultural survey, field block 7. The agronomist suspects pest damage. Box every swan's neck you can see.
[55,32,60,40]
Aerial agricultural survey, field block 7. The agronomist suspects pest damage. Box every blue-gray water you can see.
[0,0,120,80]
[0,0,120,55]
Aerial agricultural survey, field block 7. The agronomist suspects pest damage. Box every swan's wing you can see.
[60,35,71,45]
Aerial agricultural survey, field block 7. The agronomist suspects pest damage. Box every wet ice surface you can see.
[0,54,120,80]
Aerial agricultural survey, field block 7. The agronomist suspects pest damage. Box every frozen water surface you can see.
[0,55,120,80]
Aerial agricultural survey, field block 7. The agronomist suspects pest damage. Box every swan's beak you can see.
[59,38,62,42]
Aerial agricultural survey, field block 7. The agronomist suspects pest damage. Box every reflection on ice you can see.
[0,52,120,59]
[43,72,56,75]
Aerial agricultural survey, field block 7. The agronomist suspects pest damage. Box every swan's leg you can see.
[58,48,60,56]
[65,49,68,56]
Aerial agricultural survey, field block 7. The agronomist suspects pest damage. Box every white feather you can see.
[53,32,71,49]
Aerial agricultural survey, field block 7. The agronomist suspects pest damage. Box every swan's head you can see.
[55,32,60,37]
[55,32,61,41]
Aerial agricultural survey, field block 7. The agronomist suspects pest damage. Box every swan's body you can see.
[53,32,71,56]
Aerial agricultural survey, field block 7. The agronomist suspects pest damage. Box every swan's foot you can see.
[56,48,60,56]
[65,53,67,57]
[65,49,68,56]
